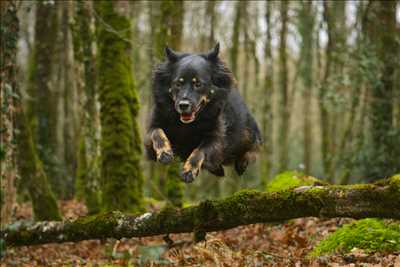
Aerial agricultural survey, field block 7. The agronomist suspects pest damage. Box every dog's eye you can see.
[175,81,183,88]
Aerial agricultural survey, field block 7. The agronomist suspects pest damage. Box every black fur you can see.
[145,44,262,182]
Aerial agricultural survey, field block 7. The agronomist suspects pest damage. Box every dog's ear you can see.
[165,46,179,62]
[206,42,220,62]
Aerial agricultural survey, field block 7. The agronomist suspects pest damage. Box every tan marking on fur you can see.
[183,149,205,176]
[200,95,210,104]
[151,128,172,159]
[192,77,197,82]
[242,128,253,145]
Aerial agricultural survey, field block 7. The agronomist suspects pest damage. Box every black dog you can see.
[145,43,262,183]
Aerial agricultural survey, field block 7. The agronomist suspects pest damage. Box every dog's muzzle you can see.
[176,99,207,124]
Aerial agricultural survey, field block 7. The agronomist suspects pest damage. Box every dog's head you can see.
[153,43,234,124]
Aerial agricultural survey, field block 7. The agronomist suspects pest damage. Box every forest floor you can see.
[1,200,399,267]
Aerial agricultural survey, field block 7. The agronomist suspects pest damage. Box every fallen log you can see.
[1,176,399,247]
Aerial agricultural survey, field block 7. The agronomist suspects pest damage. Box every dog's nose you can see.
[178,101,191,112]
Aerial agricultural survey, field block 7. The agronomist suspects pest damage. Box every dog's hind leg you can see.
[206,164,225,177]
[234,156,248,176]
[148,128,174,164]
[234,147,259,176]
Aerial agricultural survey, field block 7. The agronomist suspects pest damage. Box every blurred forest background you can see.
[1,0,399,224]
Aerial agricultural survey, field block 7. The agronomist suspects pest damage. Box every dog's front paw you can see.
[181,149,204,183]
[180,169,196,183]
[158,150,174,164]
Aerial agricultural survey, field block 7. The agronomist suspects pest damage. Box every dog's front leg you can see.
[147,128,174,164]
[181,140,224,183]
[181,149,205,183]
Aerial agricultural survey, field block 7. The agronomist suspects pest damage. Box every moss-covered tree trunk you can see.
[229,1,243,77]
[60,2,79,199]
[15,104,61,221]
[72,0,101,214]
[261,0,274,185]
[206,0,217,48]
[0,0,18,226]
[152,0,185,207]
[2,175,400,247]
[364,1,399,180]
[29,1,65,197]
[95,1,143,213]
[277,0,290,172]
[241,4,250,104]
[320,1,347,182]
[298,1,315,175]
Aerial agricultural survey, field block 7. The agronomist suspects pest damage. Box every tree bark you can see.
[15,104,62,221]
[229,1,243,77]
[261,0,274,184]
[2,176,399,247]
[61,1,79,199]
[298,0,315,175]
[72,0,101,214]
[29,1,65,197]
[95,1,144,213]
[364,1,398,180]
[277,0,289,172]
[0,0,19,226]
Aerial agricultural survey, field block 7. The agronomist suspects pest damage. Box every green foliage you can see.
[310,219,400,257]
[95,1,143,213]
[266,171,326,193]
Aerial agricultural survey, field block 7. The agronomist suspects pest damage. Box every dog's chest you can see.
[164,124,208,158]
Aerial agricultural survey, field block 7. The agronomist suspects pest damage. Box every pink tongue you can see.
[181,113,194,121]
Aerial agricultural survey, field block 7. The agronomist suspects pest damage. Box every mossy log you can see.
[2,176,399,247]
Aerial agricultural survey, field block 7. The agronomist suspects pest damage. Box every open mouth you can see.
[179,99,206,124]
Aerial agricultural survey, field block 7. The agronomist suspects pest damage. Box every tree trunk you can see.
[30,1,65,197]
[320,1,346,182]
[261,0,274,185]
[3,175,400,247]
[364,1,399,180]
[95,1,144,213]
[0,0,18,226]
[15,105,62,221]
[230,1,243,77]
[61,1,79,199]
[277,0,290,172]
[298,1,315,175]
[242,4,250,104]
[72,0,101,214]
[206,0,217,48]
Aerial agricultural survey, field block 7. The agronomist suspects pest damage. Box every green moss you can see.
[165,162,184,208]
[266,171,326,193]
[309,219,400,257]
[15,104,61,221]
[76,137,101,214]
[389,174,400,190]
[95,1,144,213]
[62,211,122,241]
